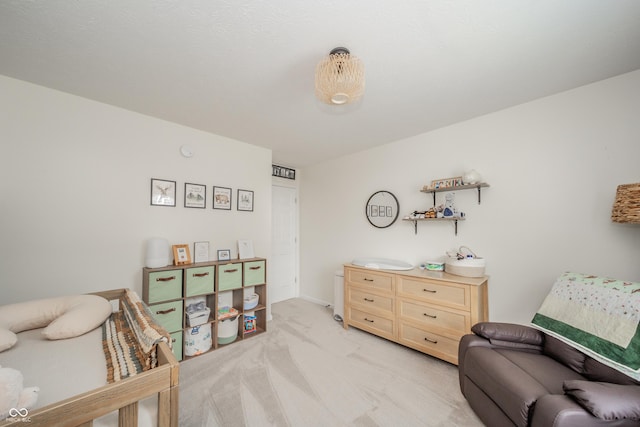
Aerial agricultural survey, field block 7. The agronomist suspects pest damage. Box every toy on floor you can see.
[0,365,39,420]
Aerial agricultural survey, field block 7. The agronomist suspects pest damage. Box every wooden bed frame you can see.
[0,289,179,427]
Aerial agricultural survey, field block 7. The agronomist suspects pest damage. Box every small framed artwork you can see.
[213,186,232,210]
[237,189,254,212]
[172,244,191,265]
[150,178,176,207]
[238,239,255,259]
[184,183,206,208]
[272,164,296,180]
[194,241,209,263]
[217,249,231,261]
[365,191,400,229]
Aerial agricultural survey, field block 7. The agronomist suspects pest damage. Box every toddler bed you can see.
[0,288,179,427]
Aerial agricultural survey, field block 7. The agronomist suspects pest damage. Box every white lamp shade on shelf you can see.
[145,238,171,268]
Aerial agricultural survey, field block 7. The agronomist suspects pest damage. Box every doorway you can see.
[271,184,298,303]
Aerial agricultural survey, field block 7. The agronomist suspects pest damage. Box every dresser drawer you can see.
[348,307,394,340]
[348,287,394,315]
[170,331,183,361]
[185,266,215,297]
[398,300,469,335]
[346,268,394,293]
[398,322,459,364]
[244,260,266,286]
[218,263,242,291]
[147,270,183,303]
[397,277,469,310]
[149,300,183,333]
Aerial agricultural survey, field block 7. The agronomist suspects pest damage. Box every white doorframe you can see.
[271,181,299,304]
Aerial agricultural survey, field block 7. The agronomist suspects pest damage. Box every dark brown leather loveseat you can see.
[458,322,640,427]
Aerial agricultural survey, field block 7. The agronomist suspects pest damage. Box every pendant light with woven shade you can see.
[315,47,365,105]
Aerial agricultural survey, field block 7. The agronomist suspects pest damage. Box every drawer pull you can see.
[249,266,262,270]
[156,276,176,282]
[364,318,374,323]
[192,272,209,277]
[363,298,375,302]
[224,268,239,273]
[424,337,438,344]
[422,288,437,293]
[423,313,437,319]
[156,308,176,315]
[364,278,374,282]
[171,338,176,343]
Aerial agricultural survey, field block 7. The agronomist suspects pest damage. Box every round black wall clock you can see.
[365,191,400,228]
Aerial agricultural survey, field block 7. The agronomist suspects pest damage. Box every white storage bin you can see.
[218,315,239,345]
[444,257,486,278]
[186,307,210,327]
[243,293,259,310]
[184,323,212,357]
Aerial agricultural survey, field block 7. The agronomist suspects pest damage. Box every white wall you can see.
[0,75,272,304]
[300,70,640,324]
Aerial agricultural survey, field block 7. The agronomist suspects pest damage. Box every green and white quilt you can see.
[531,272,640,381]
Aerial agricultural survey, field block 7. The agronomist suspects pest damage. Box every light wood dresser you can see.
[343,264,488,365]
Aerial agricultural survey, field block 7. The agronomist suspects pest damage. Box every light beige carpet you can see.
[179,298,483,427]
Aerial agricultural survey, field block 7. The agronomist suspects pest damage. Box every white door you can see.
[271,185,298,303]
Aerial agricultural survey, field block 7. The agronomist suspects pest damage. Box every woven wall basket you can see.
[611,183,640,223]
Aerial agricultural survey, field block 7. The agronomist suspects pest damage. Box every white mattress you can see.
[0,325,157,426]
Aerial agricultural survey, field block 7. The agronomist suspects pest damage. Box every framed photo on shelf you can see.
[150,178,176,207]
[213,186,232,210]
[237,189,254,212]
[193,241,209,263]
[184,183,206,208]
[172,244,191,265]
[217,249,231,261]
[238,239,255,259]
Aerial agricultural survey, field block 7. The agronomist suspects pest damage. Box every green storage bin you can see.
[149,300,183,333]
[170,331,183,361]
[218,263,242,291]
[147,270,183,303]
[244,260,265,286]
[185,266,215,297]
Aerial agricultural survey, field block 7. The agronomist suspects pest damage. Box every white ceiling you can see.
[1,1,639,167]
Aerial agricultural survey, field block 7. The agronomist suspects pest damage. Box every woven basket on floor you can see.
[611,183,640,223]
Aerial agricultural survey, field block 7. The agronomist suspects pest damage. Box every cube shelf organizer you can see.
[142,257,267,361]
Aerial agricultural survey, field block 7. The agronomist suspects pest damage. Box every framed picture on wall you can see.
[184,183,206,208]
[237,189,254,212]
[213,186,232,210]
[150,178,176,207]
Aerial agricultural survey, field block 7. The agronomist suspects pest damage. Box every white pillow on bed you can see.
[0,295,112,352]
